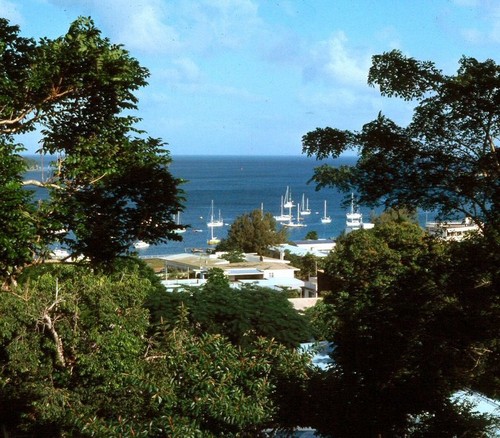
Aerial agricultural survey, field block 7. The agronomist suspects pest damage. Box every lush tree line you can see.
[0,261,312,436]
[0,16,184,285]
[299,50,500,436]
[1,17,499,437]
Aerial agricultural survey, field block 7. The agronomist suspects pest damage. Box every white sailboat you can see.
[274,195,292,222]
[207,222,220,245]
[284,204,306,228]
[207,200,224,227]
[207,201,221,244]
[173,211,186,234]
[346,193,362,232]
[321,200,332,224]
[299,193,311,216]
[283,186,294,209]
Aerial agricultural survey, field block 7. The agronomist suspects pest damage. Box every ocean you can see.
[22,154,412,257]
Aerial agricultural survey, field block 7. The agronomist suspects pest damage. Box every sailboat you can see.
[284,204,306,228]
[321,200,332,224]
[274,195,292,222]
[173,211,186,234]
[283,186,294,209]
[299,194,311,216]
[207,201,221,244]
[207,222,220,245]
[346,193,362,232]
[207,200,224,227]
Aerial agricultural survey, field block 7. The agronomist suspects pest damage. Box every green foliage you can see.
[304,230,319,240]
[309,222,499,436]
[0,264,151,435]
[217,209,288,254]
[0,264,312,436]
[206,267,230,288]
[144,324,310,437]
[303,299,335,341]
[372,206,419,226]
[0,17,184,280]
[301,51,500,436]
[302,50,500,228]
[0,140,38,283]
[284,251,323,281]
[218,250,246,263]
[146,282,312,349]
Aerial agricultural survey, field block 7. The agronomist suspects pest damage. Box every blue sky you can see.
[2,0,500,155]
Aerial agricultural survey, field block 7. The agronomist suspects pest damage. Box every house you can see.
[159,252,304,292]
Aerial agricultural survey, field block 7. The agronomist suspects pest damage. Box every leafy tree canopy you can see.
[146,268,312,349]
[302,50,499,230]
[0,263,312,436]
[309,221,499,436]
[304,230,319,240]
[216,209,288,254]
[0,17,184,280]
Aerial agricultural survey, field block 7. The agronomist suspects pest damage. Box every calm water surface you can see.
[23,154,394,256]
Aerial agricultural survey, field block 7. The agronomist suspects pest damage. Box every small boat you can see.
[299,194,311,216]
[207,222,220,245]
[321,200,332,224]
[207,200,224,227]
[133,240,150,249]
[346,193,363,232]
[173,211,186,234]
[283,186,294,209]
[283,204,306,228]
[274,196,292,222]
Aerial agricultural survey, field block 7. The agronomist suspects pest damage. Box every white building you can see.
[160,252,304,292]
[425,217,480,241]
[272,239,336,259]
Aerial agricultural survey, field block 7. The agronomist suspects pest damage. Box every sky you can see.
[2,0,500,156]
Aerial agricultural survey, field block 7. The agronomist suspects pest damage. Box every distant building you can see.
[160,252,304,292]
[271,239,336,259]
[425,217,480,241]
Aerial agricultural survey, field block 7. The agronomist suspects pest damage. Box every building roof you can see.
[237,277,305,290]
[273,240,336,258]
[164,253,299,273]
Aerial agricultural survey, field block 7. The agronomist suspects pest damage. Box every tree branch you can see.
[22,179,61,190]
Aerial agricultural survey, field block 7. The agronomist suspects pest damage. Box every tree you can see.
[302,50,499,230]
[146,268,312,349]
[216,208,288,254]
[283,251,321,281]
[304,230,319,240]
[0,262,312,436]
[0,142,38,286]
[0,17,184,277]
[307,221,499,436]
[218,250,246,263]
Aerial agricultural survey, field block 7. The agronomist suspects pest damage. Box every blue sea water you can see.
[152,155,359,255]
[22,154,398,256]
